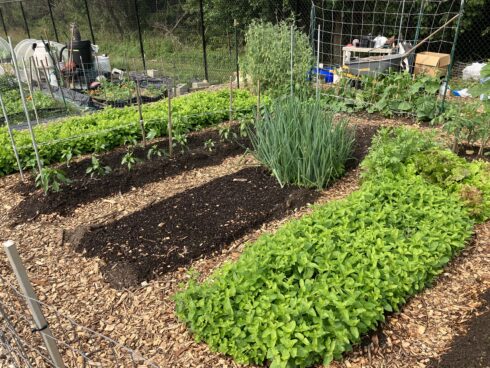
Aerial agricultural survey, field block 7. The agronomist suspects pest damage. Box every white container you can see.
[33,42,54,70]
[96,55,111,74]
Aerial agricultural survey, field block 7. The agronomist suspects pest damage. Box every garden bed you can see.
[66,166,320,289]
[11,125,250,222]
[11,124,378,224]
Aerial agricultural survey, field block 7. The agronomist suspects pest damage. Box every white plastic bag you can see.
[462,62,486,81]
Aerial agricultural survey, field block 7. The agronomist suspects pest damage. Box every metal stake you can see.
[8,37,43,174]
[290,24,294,97]
[22,58,41,126]
[316,25,321,100]
[3,241,65,368]
[0,93,25,180]
[167,85,173,157]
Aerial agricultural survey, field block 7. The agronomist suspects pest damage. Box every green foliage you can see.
[411,149,490,222]
[361,127,437,180]
[86,156,111,178]
[326,72,440,120]
[60,147,80,167]
[242,21,313,96]
[0,89,257,176]
[250,96,354,189]
[147,145,167,160]
[121,150,140,171]
[35,168,71,193]
[175,170,473,367]
[204,139,215,152]
[433,100,490,155]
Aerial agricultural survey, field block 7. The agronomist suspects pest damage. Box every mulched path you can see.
[3,114,487,368]
[69,167,320,288]
[428,288,490,368]
[11,125,249,223]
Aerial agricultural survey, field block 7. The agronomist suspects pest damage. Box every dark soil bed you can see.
[64,124,379,289]
[12,124,378,224]
[11,125,249,223]
[428,288,490,368]
[458,144,490,162]
[68,167,320,289]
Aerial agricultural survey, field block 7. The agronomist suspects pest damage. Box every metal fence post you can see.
[3,241,65,368]
[0,7,7,38]
[134,0,147,73]
[47,0,59,42]
[83,0,96,45]
[199,0,209,81]
[19,1,30,38]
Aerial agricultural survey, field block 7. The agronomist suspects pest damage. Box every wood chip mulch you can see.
[0,115,488,367]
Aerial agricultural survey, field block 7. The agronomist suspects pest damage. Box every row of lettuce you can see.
[175,127,489,368]
[0,89,258,176]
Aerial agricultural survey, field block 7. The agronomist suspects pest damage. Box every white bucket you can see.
[96,55,111,74]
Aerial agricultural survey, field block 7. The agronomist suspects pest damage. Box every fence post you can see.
[19,2,30,38]
[46,0,59,42]
[0,7,7,37]
[0,93,25,181]
[133,0,147,73]
[3,241,65,368]
[83,0,96,45]
[199,0,209,81]
[8,37,43,175]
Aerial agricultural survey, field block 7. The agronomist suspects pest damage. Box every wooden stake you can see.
[167,87,173,157]
[40,60,55,100]
[229,76,233,122]
[135,80,146,147]
[256,80,261,122]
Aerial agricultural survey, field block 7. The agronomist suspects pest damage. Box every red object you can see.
[62,60,77,72]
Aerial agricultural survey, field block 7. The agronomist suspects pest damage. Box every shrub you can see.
[242,21,313,96]
[175,172,473,368]
[249,96,354,189]
[0,90,258,176]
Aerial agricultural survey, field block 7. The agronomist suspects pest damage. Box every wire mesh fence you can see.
[0,242,161,368]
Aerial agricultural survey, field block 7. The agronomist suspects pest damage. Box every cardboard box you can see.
[414,52,451,77]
